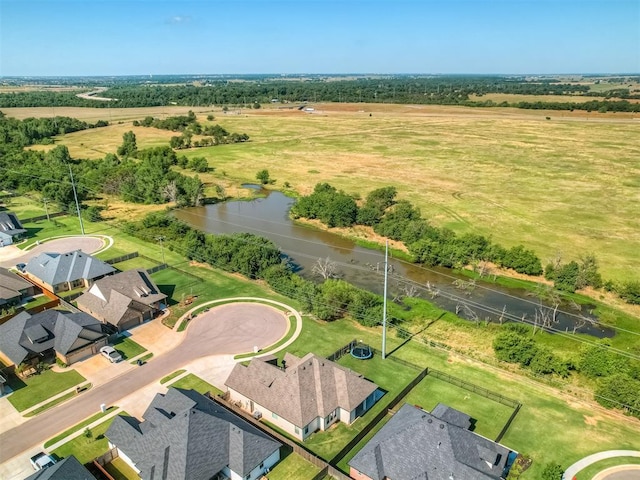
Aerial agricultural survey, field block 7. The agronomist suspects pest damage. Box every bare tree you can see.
[498,305,507,325]
[312,257,338,280]
[456,303,479,324]
[162,180,178,203]
[453,279,476,296]
[425,281,440,299]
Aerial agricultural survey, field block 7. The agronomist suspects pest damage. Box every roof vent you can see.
[440,424,445,429]
[427,418,432,423]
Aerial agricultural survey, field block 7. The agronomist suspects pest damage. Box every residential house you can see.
[225,352,381,441]
[24,455,96,480]
[0,267,35,307]
[106,387,282,480]
[0,212,26,247]
[0,310,108,367]
[76,269,167,331]
[348,403,515,480]
[23,250,115,294]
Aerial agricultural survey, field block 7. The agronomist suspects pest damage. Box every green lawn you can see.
[111,256,160,272]
[111,336,146,360]
[268,451,322,480]
[25,389,88,417]
[160,369,186,384]
[44,407,118,448]
[23,294,53,310]
[52,414,124,464]
[104,457,140,480]
[7,369,85,412]
[402,374,515,441]
[575,457,640,480]
[170,373,224,396]
[0,194,48,220]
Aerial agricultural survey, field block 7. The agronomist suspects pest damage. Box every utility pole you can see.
[156,236,166,264]
[382,239,388,360]
[43,197,50,221]
[68,164,85,235]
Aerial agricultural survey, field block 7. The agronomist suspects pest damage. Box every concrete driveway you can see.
[0,301,289,466]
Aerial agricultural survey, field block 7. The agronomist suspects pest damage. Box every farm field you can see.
[13,103,639,281]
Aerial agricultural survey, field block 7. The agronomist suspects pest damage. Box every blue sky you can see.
[1,0,638,76]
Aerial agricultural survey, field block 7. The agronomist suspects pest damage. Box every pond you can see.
[175,186,612,338]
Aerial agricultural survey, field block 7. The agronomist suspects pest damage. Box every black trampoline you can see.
[350,341,373,360]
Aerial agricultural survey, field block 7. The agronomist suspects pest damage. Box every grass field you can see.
[10,103,638,281]
[111,336,146,360]
[402,374,515,440]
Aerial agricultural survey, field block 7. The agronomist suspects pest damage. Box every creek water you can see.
[174,186,612,338]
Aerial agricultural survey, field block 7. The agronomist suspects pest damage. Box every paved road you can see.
[0,302,287,463]
[564,451,640,480]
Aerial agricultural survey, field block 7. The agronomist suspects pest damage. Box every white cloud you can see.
[166,15,191,25]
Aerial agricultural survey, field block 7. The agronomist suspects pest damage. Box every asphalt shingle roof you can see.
[0,212,26,237]
[106,388,281,480]
[0,310,105,365]
[24,455,95,480]
[24,250,115,288]
[76,269,166,327]
[0,267,32,303]
[225,352,379,428]
[348,403,512,480]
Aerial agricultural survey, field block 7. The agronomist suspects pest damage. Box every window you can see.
[295,427,300,434]
[259,462,264,469]
[304,426,308,435]
[271,412,278,419]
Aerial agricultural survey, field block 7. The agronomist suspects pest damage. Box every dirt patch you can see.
[584,415,599,426]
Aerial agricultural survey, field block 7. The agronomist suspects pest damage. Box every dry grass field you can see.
[6,103,640,281]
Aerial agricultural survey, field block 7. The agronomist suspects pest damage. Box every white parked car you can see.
[100,346,122,363]
[30,452,56,470]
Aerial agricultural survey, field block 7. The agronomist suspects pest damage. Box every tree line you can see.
[133,111,249,149]
[493,323,640,418]
[1,77,638,112]
[0,116,206,211]
[291,183,638,304]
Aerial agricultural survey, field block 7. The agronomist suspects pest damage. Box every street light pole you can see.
[68,164,85,235]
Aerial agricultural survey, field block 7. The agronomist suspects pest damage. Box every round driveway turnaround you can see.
[0,301,291,463]
[594,466,640,480]
[185,302,288,355]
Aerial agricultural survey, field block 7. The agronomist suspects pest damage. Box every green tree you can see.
[541,462,564,480]
[117,131,138,157]
[256,169,270,184]
[493,330,538,366]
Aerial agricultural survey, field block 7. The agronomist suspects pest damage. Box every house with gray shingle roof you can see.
[0,267,35,307]
[0,309,108,366]
[348,403,515,480]
[24,250,115,294]
[76,269,167,332]
[0,212,27,247]
[24,455,96,480]
[106,387,281,480]
[225,352,382,441]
